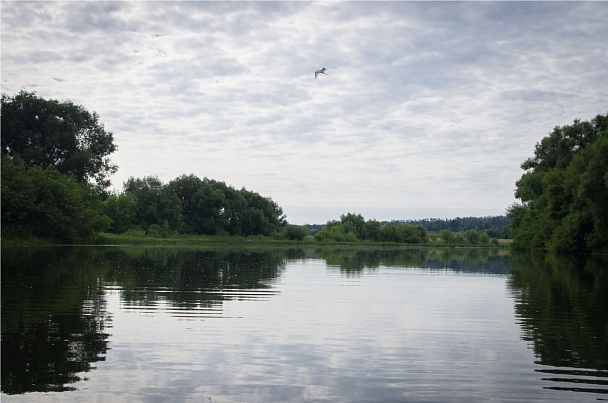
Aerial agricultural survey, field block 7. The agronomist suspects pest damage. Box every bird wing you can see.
[315,71,319,79]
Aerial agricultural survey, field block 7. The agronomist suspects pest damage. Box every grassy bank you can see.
[91,233,512,247]
[88,233,317,246]
[2,232,512,248]
[1,236,55,247]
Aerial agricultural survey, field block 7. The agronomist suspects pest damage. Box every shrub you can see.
[284,225,308,241]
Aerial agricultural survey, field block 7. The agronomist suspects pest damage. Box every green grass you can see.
[85,233,512,248]
[88,233,316,246]
[2,232,513,248]
[1,236,54,247]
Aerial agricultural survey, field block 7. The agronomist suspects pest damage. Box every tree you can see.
[363,219,382,241]
[465,229,480,245]
[507,113,608,253]
[392,216,511,238]
[283,225,308,241]
[395,223,427,243]
[380,224,398,242]
[112,174,287,237]
[314,220,358,242]
[315,220,342,242]
[1,156,110,241]
[566,134,608,250]
[239,188,286,236]
[479,233,490,245]
[440,229,453,244]
[340,213,365,239]
[123,176,183,232]
[193,179,229,235]
[1,91,117,189]
[166,174,205,233]
[103,192,136,234]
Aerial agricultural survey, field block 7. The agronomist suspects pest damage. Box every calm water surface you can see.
[2,246,607,402]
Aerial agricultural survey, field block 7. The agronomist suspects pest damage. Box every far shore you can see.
[1,233,513,248]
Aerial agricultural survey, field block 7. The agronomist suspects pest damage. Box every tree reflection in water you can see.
[312,246,512,275]
[2,245,607,398]
[1,246,291,394]
[508,252,608,395]
[1,247,111,394]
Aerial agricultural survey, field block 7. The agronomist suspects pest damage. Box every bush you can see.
[440,229,453,244]
[479,233,490,245]
[124,228,146,238]
[284,225,308,241]
[465,229,481,244]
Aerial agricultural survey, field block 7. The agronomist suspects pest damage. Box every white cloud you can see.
[2,1,607,224]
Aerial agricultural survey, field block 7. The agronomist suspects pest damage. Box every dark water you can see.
[1,246,607,402]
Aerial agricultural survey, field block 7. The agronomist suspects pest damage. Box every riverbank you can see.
[1,233,513,248]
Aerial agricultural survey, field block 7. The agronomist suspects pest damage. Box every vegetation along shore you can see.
[1,92,606,253]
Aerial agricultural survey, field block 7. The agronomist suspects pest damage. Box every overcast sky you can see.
[2,1,607,224]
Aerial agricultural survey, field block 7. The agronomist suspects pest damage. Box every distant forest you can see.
[397,216,510,239]
[308,216,511,239]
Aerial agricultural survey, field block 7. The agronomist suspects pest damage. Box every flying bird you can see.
[315,68,328,79]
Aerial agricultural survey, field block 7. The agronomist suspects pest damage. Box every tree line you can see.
[4,91,604,251]
[313,212,428,243]
[388,216,510,239]
[507,112,608,253]
[308,215,509,244]
[1,155,287,241]
[0,91,499,245]
[1,91,285,241]
[105,174,286,237]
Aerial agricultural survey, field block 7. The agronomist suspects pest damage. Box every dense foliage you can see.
[1,91,117,190]
[393,216,510,239]
[308,215,504,245]
[0,92,286,241]
[507,113,608,253]
[1,156,111,242]
[308,216,510,239]
[313,213,428,243]
[105,174,287,236]
[1,163,287,242]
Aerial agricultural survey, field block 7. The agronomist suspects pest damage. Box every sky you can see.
[2,1,607,224]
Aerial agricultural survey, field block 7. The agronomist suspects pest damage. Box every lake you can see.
[1,246,607,402]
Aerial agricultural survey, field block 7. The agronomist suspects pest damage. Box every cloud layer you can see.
[2,1,607,223]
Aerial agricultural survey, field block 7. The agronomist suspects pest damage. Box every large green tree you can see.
[508,113,608,253]
[103,192,136,234]
[116,174,286,236]
[165,175,286,236]
[340,213,366,240]
[1,157,110,241]
[1,91,117,189]
[239,187,286,236]
[123,176,183,232]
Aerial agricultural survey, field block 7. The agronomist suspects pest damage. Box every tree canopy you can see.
[313,213,428,244]
[1,156,110,241]
[103,174,287,237]
[394,216,510,239]
[1,91,117,189]
[507,113,608,253]
[1,92,289,241]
